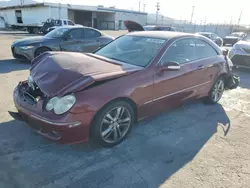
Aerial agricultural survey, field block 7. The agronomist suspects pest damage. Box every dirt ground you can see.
[0,31,250,188]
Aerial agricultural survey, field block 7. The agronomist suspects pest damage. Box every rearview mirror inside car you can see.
[159,61,181,71]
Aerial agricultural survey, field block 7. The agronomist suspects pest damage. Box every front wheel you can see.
[35,47,50,58]
[91,101,135,147]
[203,77,225,104]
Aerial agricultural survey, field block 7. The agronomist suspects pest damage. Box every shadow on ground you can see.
[0,102,230,188]
[0,59,30,73]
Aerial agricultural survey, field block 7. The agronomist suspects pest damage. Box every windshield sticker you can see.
[145,39,165,44]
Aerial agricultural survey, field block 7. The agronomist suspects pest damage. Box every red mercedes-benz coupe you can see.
[12,25,239,147]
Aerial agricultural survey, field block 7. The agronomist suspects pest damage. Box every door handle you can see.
[197,65,206,70]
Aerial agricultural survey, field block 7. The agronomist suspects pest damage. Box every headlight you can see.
[20,45,34,50]
[45,97,60,111]
[45,94,76,115]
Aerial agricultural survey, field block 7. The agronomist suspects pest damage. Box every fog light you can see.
[69,122,81,128]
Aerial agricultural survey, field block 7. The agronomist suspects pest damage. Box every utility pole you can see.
[238,10,242,26]
[139,0,141,12]
[190,6,195,24]
[143,3,146,12]
[156,1,160,24]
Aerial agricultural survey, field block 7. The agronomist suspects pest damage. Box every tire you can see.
[91,100,136,147]
[203,77,225,104]
[35,47,51,58]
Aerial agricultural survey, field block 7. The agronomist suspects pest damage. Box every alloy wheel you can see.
[211,79,224,102]
[100,106,132,144]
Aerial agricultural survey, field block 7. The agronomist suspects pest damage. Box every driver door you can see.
[152,38,209,113]
[60,28,85,52]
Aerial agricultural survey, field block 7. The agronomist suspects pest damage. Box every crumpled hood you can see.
[30,52,143,97]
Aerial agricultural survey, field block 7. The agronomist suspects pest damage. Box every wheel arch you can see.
[89,97,138,139]
[34,46,52,57]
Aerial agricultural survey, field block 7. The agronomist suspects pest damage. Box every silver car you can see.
[229,34,250,68]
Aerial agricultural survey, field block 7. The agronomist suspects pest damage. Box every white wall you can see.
[49,6,68,20]
[115,12,147,30]
[0,6,68,25]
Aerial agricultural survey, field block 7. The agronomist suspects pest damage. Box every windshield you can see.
[243,34,250,42]
[230,33,243,37]
[94,35,166,67]
[199,33,211,38]
[143,26,155,31]
[45,27,70,38]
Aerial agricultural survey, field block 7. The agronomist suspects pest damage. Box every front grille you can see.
[243,48,250,54]
[231,54,250,67]
[11,46,28,59]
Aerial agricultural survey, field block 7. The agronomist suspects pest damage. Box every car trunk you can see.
[123,20,145,32]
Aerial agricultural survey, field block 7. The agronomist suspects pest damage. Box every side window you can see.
[161,38,196,65]
[193,39,218,59]
[67,21,74,26]
[84,29,101,38]
[63,20,67,25]
[67,29,84,40]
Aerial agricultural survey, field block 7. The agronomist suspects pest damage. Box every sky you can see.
[1,0,250,25]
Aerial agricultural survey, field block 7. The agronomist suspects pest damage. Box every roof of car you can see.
[197,32,212,34]
[127,31,194,39]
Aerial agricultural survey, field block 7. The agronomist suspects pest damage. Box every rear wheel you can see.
[35,47,51,58]
[204,77,225,104]
[91,101,135,147]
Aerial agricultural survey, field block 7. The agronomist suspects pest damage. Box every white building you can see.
[0,2,147,30]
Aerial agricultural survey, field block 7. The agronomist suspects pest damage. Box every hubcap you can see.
[212,80,224,102]
[101,106,131,143]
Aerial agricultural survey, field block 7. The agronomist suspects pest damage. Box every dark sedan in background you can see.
[196,32,223,46]
[11,26,114,60]
[223,32,246,46]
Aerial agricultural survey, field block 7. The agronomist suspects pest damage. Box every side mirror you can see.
[222,48,229,56]
[159,61,181,71]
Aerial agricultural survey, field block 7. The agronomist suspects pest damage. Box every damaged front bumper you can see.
[225,74,240,90]
[12,82,93,144]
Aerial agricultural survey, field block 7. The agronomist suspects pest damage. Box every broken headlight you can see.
[46,94,76,115]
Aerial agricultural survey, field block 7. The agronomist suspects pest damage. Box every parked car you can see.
[229,33,250,68]
[12,30,239,147]
[124,21,183,32]
[223,32,246,46]
[144,25,183,32]
[11,26,114,60]
[196,32,223,46]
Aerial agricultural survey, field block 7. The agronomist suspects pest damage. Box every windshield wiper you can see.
[107,57,129,64]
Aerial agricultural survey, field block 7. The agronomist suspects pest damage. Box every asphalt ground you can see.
[0,31,249,188]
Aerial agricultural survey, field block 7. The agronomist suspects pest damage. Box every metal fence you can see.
[147,21,250,37]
